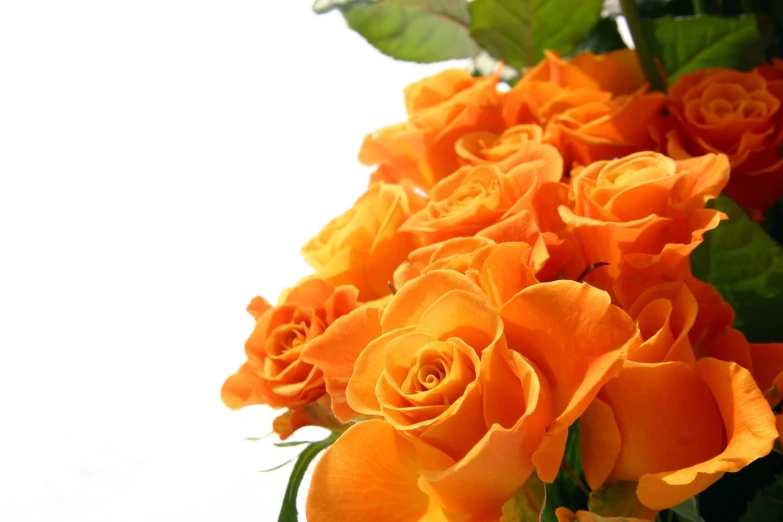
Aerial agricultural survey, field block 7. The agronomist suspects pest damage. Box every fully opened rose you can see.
[303,270,639,519]
[223,4,783,521]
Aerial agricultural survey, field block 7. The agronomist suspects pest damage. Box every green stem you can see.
[620,0,667,92]
[692,0,708,14]
[562,462,590,496]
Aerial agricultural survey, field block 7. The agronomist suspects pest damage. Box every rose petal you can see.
[307,420,448,522]
[300,306,384,421]
[381,270,487,333]
[580,397,622,491]
[636,358,777,509]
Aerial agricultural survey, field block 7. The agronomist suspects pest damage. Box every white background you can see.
[0,2,459,520]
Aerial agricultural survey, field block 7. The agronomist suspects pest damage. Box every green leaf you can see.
[641,15,764,82]
[740,474,783,522]
[542,422,588,522]
[500,474,547,522]
[274,440,317,448]
[573,17,628,55]
[671,496,704,522]
[278,431,340,522]
[763,201,783,245]
[314,0,481,63]
[691,195,783,343]
[467,0,603,69]
[636,0,695,18]
[260,458,295,473]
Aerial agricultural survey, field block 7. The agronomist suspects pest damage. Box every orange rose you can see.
[620,277,783,418]
[619,277,756,369]
[502,49,646,128]
[393,213,567,290]
[661,68,783,211]
[221,278,359,412]
[576,277,778,513]
[525,49,646,96]
[455,124,546,169]
[400,141,564,244]
[549,89,667,167]
[360,69,504,190]
[559,152,729,298]
[301,182,426,301]
[579,358,777,511]
[394,240,542,310]
[304,270,639,519]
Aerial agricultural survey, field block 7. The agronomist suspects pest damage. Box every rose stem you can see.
[620,0,668,92]
[561,462,590,496]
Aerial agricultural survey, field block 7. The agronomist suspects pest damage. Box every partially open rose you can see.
[303,271,639,519]
[400,142,564,245]
[503,49,646,129]
[393,211,567,291]
[559,152,729,298]
[579,359,777,511]
[660,68,783,211]
[549,89,666,167]
[302,182,426,301]
[455,124,546,170]
[221,278,359,412]
[360,69,504,190]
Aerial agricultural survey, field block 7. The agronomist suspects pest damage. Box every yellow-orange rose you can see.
[661,68,783,211]
[303,270,639,519]
[301,182,425,301]
[360,69,504,191]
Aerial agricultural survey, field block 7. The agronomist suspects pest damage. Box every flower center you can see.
[415,360,448,391]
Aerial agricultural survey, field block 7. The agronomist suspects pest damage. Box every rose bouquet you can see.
[222,1,783,521]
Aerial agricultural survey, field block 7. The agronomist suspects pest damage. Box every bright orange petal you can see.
[532,425,570,483]
[636,358,778,509]
[221,362,267,410]
[580,397,621,491]
[307,420,444,522]
[382,270,487,333]
[469,242,540,308]
[246,296,272,319]
[501,281,639,438]
[282,278,335,308]
[345,327,416,416]
[418,344,553,514]
[416,290,503,351]
[600,362,725,485]
[300,306,383,422]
